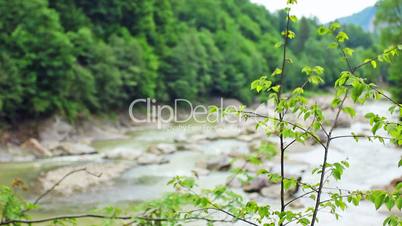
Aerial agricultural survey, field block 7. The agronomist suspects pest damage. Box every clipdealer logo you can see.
[128,98,263,128]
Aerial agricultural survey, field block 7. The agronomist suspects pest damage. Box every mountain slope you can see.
[337,6,376,32]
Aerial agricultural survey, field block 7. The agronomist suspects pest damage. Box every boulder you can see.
[334,114,352,128]
[137,153,169,165]
[147,143,176,155]
[51,143,97,156]
[226,177,242,188]
[248,140,262,152]
[208,127,242,140]
[243,175,270,193]
[188,133,209,143]
[173,133,187,143]
[373,175,402,192]
[325,110,352,128]
[21,138,52,158]
[37,162,129,196]
[260,184,281,199]
[176,143,201,151]
[191,168,210,177]
[308,130,328,145]
[39,117,73,144]
[103,148,142,161]
[206,156,231,171]
[289,200,305,209]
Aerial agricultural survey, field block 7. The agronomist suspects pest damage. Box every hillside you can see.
[337,6,377,32]
[0,0,375,121]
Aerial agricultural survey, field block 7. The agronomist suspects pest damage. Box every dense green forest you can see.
[0,0,395,121]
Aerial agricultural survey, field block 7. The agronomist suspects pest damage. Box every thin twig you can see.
[352,46,398,73]
[241,111,327,149]
[330,135,394,141]
[32,168,101,206]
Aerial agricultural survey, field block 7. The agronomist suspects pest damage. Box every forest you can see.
[1,0,398,122]
[0,0,401,226]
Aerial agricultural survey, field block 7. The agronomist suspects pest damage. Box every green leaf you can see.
[275,42,283,48]
[343,48,354,56]
[336,31,349,42]
[272,68,282,77]
[318,26,329,35]
[370,60,377,69]
[289,15,298,22]
[385,196,395,210]
[342,107,356,118]
[329,22,341,31]
[374,193,386,210]
[272,85,280,93]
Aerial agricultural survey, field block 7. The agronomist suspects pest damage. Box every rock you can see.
[226,177,242,188]
[243,175,270,193]
[260,184,281,198]
[334,114,352,128]
[192,168,210,177]
[373,175,402,192]
[176,143,201,151]
[237,134,258,142]
[188,133,209,143]
[289,200,305,209]
[308,130,328,145]
[228,150,245,158]
[103,147,142,161]
[390,176,402,188]
[247,192,260,200]
[173,133,187,143]
[147,143,176,155]
[243,123,258,135]
[248,140,262,152]
[39,117,73,144]
[137,153,169,165]
[37,163,129,196]
[325,110,352,128]
[206,156,231,171]
[260,176,302,198]
[51,143,97,156]
[21,138,52,157]
[208,127,242,140]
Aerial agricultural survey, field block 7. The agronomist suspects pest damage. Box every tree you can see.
[375,0,402,103]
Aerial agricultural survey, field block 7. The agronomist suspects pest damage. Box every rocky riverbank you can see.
[0,97,400,226]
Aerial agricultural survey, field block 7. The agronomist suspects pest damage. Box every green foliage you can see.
[375,0,402,103]
[0,0,380,121]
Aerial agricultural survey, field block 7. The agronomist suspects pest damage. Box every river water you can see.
[0,101,400,225]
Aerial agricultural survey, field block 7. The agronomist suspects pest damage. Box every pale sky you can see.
[250,0,378,23]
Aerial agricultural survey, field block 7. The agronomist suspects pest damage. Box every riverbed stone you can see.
[208,127,242,140]
[137,153,169,165]
[51,142,97,156]
[248,140,262,152]
[176,143,201,151]
[226,177,242,188]
[173,133,187,143]
[325,110,352,128]
[147,143,176,155]
[206,156,231,171]
[260,184,280,198]
[39,117,73,144]
[21,138,52,158]
[242,175,270,193]
[37,162,130,196]
[103,147,142,161]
